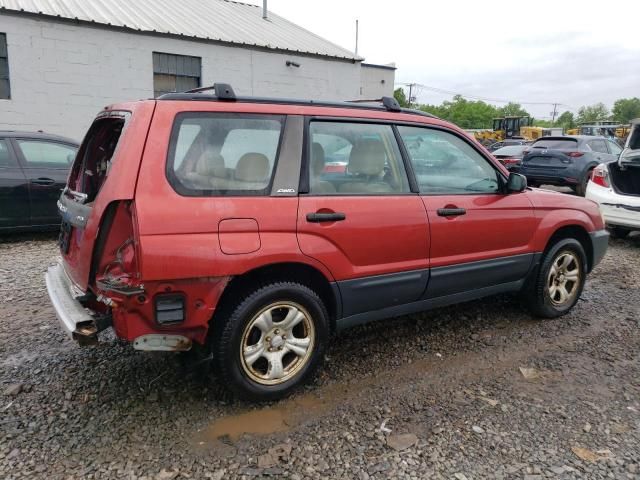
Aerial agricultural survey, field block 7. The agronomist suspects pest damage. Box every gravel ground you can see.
[1,232,639,480]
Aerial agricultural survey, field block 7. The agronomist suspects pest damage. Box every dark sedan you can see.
[517,136,621,195]
[492,145,529,170]
[0,131,79,232]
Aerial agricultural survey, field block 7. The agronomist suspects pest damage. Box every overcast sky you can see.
[262,0,639,119]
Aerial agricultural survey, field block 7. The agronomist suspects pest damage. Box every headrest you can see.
[235,152,270,182]
[348,139,386,176]
[311,142,326,176]
[195,151,225,176]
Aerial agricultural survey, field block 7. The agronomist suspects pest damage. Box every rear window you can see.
[167,113,284,196]
[493,145,526,156]
[67,112,128,203]
[532,139,578,149]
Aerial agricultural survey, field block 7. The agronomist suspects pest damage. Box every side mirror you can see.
[507,172,527,193]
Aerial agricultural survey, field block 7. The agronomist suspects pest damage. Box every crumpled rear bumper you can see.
[45,261,96,343]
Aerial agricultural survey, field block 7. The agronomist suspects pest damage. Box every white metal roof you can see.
[0,0,360,60]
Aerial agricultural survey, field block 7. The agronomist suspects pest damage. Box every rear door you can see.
[396,125,537,298]
[587,138,617,164]
[297,120,430,317]
[12,138,77,226]
[0,138,30,229]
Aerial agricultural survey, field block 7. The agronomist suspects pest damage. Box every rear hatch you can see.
[609,123,640,197]
[58,102,155,291]
[522,137,582,173]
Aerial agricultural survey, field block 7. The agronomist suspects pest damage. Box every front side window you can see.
[398,126,499,194]
[168,114,283,196]
[0,33,9,99]
[153,52,201,97]
[308,122,410,195]
[16,140,77,168]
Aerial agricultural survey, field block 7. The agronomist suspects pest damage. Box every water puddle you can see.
[194,384,344,446]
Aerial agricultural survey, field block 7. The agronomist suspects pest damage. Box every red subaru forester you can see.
[46,84,608,400]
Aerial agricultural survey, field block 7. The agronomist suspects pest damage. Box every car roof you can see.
[0,130,79,145]
[535,135,608,142]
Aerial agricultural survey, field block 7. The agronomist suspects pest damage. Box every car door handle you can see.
[306,212,346,223]
[30,178,55,186]
[437,208,466,217]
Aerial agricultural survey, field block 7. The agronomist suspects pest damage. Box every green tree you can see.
[426,95,500,129]
[498,102,529,118]
[555,111,575,129]
[577,103,610,124]
[612,97,640,123]
[393,88,409,108]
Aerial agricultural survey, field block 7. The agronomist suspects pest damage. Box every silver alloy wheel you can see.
[547,251,581,306]
[240,302,315,386]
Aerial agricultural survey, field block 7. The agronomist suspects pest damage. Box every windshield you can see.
[532,138,578,149]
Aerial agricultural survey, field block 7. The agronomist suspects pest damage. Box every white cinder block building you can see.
[0,0,395,140]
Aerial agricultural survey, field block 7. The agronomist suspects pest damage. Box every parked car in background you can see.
[492,145,529,170]
[46,86,608,401]
[517,136,622,196]
[487,138,529,152]
[0,131,78,232]
[586,120,640,238]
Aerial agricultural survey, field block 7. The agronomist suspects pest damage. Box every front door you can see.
[297,120,430,317]
[396,125,537,298]
[0,138,30,229]
[12,138,77,226]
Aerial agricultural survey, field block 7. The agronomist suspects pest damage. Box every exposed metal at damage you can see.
[133,334,192,352]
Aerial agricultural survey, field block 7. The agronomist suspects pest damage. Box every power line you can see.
[395,82,570,108]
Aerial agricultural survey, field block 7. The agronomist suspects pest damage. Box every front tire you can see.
[523,238,587,318]
[215,282,329,401]
[609,226,630,239]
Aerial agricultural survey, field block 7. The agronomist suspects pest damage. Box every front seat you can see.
[310,142,336,194]
[338,139,393,193]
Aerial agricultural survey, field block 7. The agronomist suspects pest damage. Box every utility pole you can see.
[407,83,416,108]
[551,103,558,125]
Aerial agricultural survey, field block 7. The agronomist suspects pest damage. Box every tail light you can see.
[93,201,141,295]
[567,151,584,158]
[500,157,520,166]
[591,165,610,188]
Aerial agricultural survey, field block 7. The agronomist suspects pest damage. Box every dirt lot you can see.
[1,232,639,480]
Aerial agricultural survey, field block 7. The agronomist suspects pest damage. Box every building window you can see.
[153,52,201,97]
[0,33,10,99]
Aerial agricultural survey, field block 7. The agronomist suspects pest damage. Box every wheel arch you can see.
[544,225,593,272]
[211,262,340,336]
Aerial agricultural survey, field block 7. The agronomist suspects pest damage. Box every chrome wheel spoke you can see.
[243,343,265,366]
[253,310,273,333]
[558,285,570,303]
[266,352,285,380]
[286,336,311,357]
[564,269,579,282]
[279,306,305,331]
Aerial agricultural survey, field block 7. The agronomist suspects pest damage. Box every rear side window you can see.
[607,140,622,155]
[307,122,410,195]
[16,140,77,168]
[588,139,608,154]
[168,113,283,196]
[0,139,13,167]
[532,139,577,149]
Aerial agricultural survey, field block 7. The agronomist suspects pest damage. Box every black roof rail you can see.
[184,83,236,100]
[157,85,439,119]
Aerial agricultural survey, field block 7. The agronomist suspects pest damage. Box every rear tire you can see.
[609,226,630,239]
[523,238,587,318]
[215,282,329,401]
[575,168,594,196]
